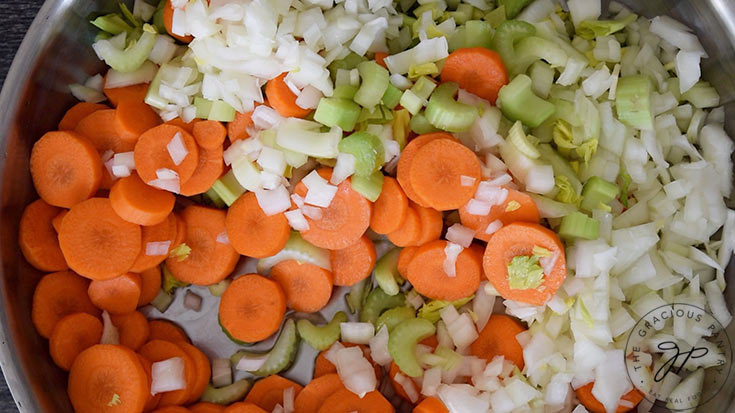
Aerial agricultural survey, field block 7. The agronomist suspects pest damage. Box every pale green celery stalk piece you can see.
[150,289,173,313]
[231,319,299,376]
[208,279,230,297]
[354,61,390,109]
[388,318,436,377]
[93,29,156,73]
[576,13,638,40]
[376,306,416,332]
[351,171,384,202]
[91,14,135,35]
[510,36,568,76]
[497,74,555,128]
[201,380,252,405]
[163,264,189,294]
[424,82,478,132]
[615,75,653,130]
[346,277,372,314]
[256,231,331,273]
[374,248,403,296]
[338,131,385,176]
[491,20,535,67]
[558,211,600,240]
[297,311,348,351]
[208,100,236,122]
[210,170,246,207]
[360,288,406,324]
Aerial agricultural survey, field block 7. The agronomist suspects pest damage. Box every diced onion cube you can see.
[151,357,187,395]
[146,241,171,256]
[166,132,189,166]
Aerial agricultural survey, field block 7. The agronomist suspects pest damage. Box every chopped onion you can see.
[393,373,419,403]
[252,105,285,130]
[69,83,106,103]
[216,231,230,244]
[446,313,479,350]
[704,280,732,326]
[257,147,287,175]
[525,164,555,194]
[148,178,180,193]
[460,175,476,187]
[183,290,203,312]
[421,367,442,396]
[334,346,377,397]
[151,357,187,395]
[368,325,392,366]
[211,358,232,388]
[255,185,291,216]
[474,182,508,205]
[473,282,496,331]
[156,168,179,180]
[539,250,561,276]
[390,74,412,90]
[485,220,503,235]
[443,242,464,278]
[446,224,475,248]
[466,199,492,216]
[112,151,136,171]
[166,132,189,166]
[285,209,310,231]
[301,205,323,220]
[100,311,119,345]
[84,74,104,92]
[105,61,158,89]
[235,354,269,372]
[303,171,338,207]
[340,322,375,344]
[283,386,295,413]
[438,384,490,412]
[331,153,356,185]
[295,85,323,109]
[111,164,131,178]
[146,241,171,256]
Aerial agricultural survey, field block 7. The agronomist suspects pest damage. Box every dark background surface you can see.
[0,1,45,410]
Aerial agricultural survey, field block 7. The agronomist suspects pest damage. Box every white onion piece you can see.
[84,74,104,92]
[443,242,463,278]
[295,85,323,109]
[148,178,180,193]
[393,373,419,403]
[149,35,178,65]
[475,182,508,205]
[446,313,478,350]
[151,357,187,395]
[303,177,338,208]
[704,280,732,326]
[113,152,136,171]
[539,250,561,276]
[487,173,512,187]
[255,185,291,216]
[323,341,345,365]
[105,61,158,89]
[216,231,230,244]
[69,84,106,103]
[285,209,310,231]
[301,205,323,220]
[272,405,284,413]
[100,311,120,345]
[257,147,287,175]
[283,386,295,413]
[331,153,356,185]
[146,241,171,256]
[446,224,475,248]
[438,384,490,412]
[466,199,492,216]
[290,194,305,209]
[485,220,503,235]
[460,175,476,187]
[111,164,131,178]
[252,105,285,130]
[340,322,374,344]
[183,291,203,312]
[211,358,232,388]
[166,132,188,166]
[525,164,555,194]
[334,346,377,397]
[368,325,392,366]
[473,281,496,331]
[236,354,269,372]
[421,367,442,396]
[156,168,179,180]
[390,73,412,90]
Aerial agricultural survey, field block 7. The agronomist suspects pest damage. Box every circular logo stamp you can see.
[624,303,732,411]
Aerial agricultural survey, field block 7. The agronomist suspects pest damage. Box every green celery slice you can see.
[376,306,416,332]
[409,112,441,134]
[615,75,653,130]
[346,277,372,314]
[510,36,568,76]
[297,311,348,351]
[425,82,478,132]
[558,211,600,240]
[152,0,166,34]
[201,380,252,405]
[210,170,246,207]
[392,109,410,149]
[360,289,406,324]
[577,13,638,40]
[449,20,494,52]
[497,74,555,128]
[256,231,331,273]
[492,20,535,67]
[374,248,403,296]
[163,264,189,293]
[382,84,403,109]
[328,52,368,80]
[417,297,473,323]
[91,13,135,35]
[410,76,437,101]
[150,289,173,313]
[333,84,359,100]
[194,97,214,119]
[93,28,156,73]
[580,176,620,212]
[338,132,385,176]
[350,171,384,202]
[314,98,361,132]
[231,319,299,376]
[500,0,535,19]
[208,100,236,122]
[400,89,425,115]
[682,81,720,109]
[388,318,436,377]
[354,61,390,109]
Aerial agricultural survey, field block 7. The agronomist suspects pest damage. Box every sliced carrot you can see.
[19,199,68,271]
[111,311,150,350]
[75,109,136,153]
[414,396,449,413]
[219,274,286,343]
[68,344,149,413]
[88,273,143,314]
[470,314,526,369]
[59,102,109,131]
[114,100,162,145]
[134,124,200,185]
[293,373,345,413]
[414,204,443,245]
[227,109,256,142]
[225,192,290,259]
[148,319,190,343]
[172,212,187,248]
[32,271,100,338]
[58,197,142,281]
[396,133,454,207]
[178,341,212,404]
[440,48,508,104]
[245,375,304,412]
[575,383,644,413]
[223,403,267,413]
[459,187,540,242]
[163,0,194,43]
[166,117,201,134]
[389,362,421,402]
[30,130,102,208]
[387,207,422,247]
[406,240,482,301]
[397,246,418,279]
[110,172,176,226]
[137,353,163,412]
[138,339,195,406]
[138,266,163,306]
[130,213,178,273]
[374,52,388,68]
[152,407,192,413]
[370,176,409,235]
[293,168,372,250]
[104,83,150,107]
[483,222,566,306]
[316,389,394,413]
[192,120,227,150]
[265,73,311,118]
[408,138,482,211]
[180,145,224,196]
[49,312,103,371]
[166,205,240,285]
[330,236,377,287]
[51,209,68,234]
[271,260,334,312]
[190,402,226,413]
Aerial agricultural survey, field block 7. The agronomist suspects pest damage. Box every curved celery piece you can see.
[558,212,599,240]
[210,170,246,207]
[328,52,368,80]
[163,265,189,294]
[231,319,299,376]
[577,14,638,40]
[92,28,156,73]
[334,85,359,100]
[91,14,135,35]
[409,112,441,135]
[145,63,167,110]
[615,75,653,130]
[448,20,494,52]
[150,289,173,313]
[425,83,478,132]
[503,0,535,19]
[345,277,372,314]
[354,61,390,109]
[314,98,361,132]
[351,171,384,202]
[382,84,403,110]
[392,109,410,149]
[417,296,474,323]
[257,232,331,273]
[375,248,403,296]
[209,100,236,122]
[219,316,251,346]
[297,311,348,351]
[580,176,619,213]
[491,20,535,67]
[507,121,540,159]
[511,36,568,76]
[208,279,230,297]
[276,120,341,159]
[376,306,416,332]
[388,318,437,377]
[201,379,252,405]
[360,289,406,324]
[497,74,555,128]
[338,132,385,176]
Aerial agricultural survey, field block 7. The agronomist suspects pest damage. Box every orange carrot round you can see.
[88,273,143,314]
[137,353,163,411]
[59,102,109,131]
[130,213,178,273]
[190,402,226,413]
[75,108,136,152]
[271,260,334,312]
[179,145,224,196]
[440,47,508,104]
[111,311,150,350]
[470,314,526,369]
[192,120,227,150]
[227,109,256,142]
[148,319,190,343]
[414,396,449,413]
[406,240,482,301]
[223,403,267,413]
[58,197,142,281]
[104,83,150,107]
[245,375,304,412]
[178,341,211,404]
[30,130,102,208]
[396,133,454,207]
[163,0,194,43]
[19,199,69,271]
[316,389,394,413]
[134,124,200,185]
[138,339,195,406]
[114,100,162,146]
[110,172,176,226]
[49,312,103,371]
[459,187,540,242]
[397,246,418,279]
[330,236,377,286]
[374,52,388,68]
[166,117,201,134]
[575,383,644,413]
[152,407,192,413]
[483,222,566,306]
[293,373,345,413]
[225,192,290,259]
[386,207,422,247]
[32,271,100,338]
[265,74,311,118]
[138,266,163,307]
[219,274,286,343]
[51,209,68,234]
[414,204,443,245]
[370,176,409,235]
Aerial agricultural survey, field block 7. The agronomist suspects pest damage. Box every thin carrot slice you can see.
[51,209,68,234]
[218,274,286,343]
[370,176,409,235]
[58,198,142,281]
[136,353,163,411]
[470,314,526,369]
[130,213,178,273]
[414,396,449,413]
[459,187,540,242]
[397,246,418,279]
[483,222,566,306]
[49,312,103,371]
[245,375,304,412]
[414,204,443,245]
[225,192,290,259]
[386,207,421,247]
[104,83,150,107]
[148,319,190,343]
[293,373,345,413]
[68,344,149,413]
[270,260,334,312]
[138,339,195,406]
[406,240,482,301]
[166,117,201,134]
[134,124,200,185]
[75,109,136,153]
[138,266,163,307]
[178,341,211,404]
[32,271,100,338]
[166,205,240,285]
[163,0,193,43]
[19,199,68,271]
[330,236,377,287]
[316,389,394,413]
[227,110,256,142]
[111,311,150,350]
[408,138,482,211]
[114,100,162,146]
[223,403,267,413]
[110,173,176,226]
[396,133,454,207]
[180,145,224,196]
[30,130,102,208]
[440,48,508,104]
[59,102,109,131]
[575,383,644,413]
[192,120,227,150]
[190,402,226,413]
[265,74,311,118]
[88,273,143,314]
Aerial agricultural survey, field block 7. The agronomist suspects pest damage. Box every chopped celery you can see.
[448,20,494,52]
[529,61,554,99]
[388,318,436,377]
[91,13,135,35]
[580,176,619,212]
[231,156,261,192]
[208,279,230,297]
[194,97,214,119]
[163,265,189,293]
[392,109,411,149]
[417,296,474,323]
[208,100,236,122]
[144,63,167,109]
[510,36,567,76]
[408,63,440,79]
[618,169,632,208]
[152,0,166,34]
[333,84,359,100]
[484,6,506,28]
[388,26,413,55]
[328,53,368,80]
[537,144,583,195]
[682,81,720,109]
[500,0,535,19]
[256,231,331,273]
[615,75,653,130]
[210,170,246,207]
[376,306,416,332]
[276,120,340,159]
[297,311,348,351]
[203,187,225,208]
[338,132,385,176]
[201,380,252,405]
[492,20,535,68]
[314,98,361,132]
[507,121,540,159]
[497,74,555,128]
[449,5,473,25]
[119,3,142,28]
[507,255,545,290]
[413,3,442,20]
[169,244,191,262]
[375,248,403,296]
[354,61,390,109]
[400,89,425,115]
[346,277,372,314]
[425,82,478,132]
[351,171,384,202]
[576,14,638,40]
[555,175,582,205]
[409,112,441,134]
[150,289,173,313]
[558,212,600,240]
[231,319,299,376]
[410,76,438,101]
[360,289,406,324]
[94,31,112,42]
[357,105,393,124]
[382,84,403,109]
[93,29,156,73]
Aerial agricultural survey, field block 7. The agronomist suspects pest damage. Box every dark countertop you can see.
[0,1,46,411]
